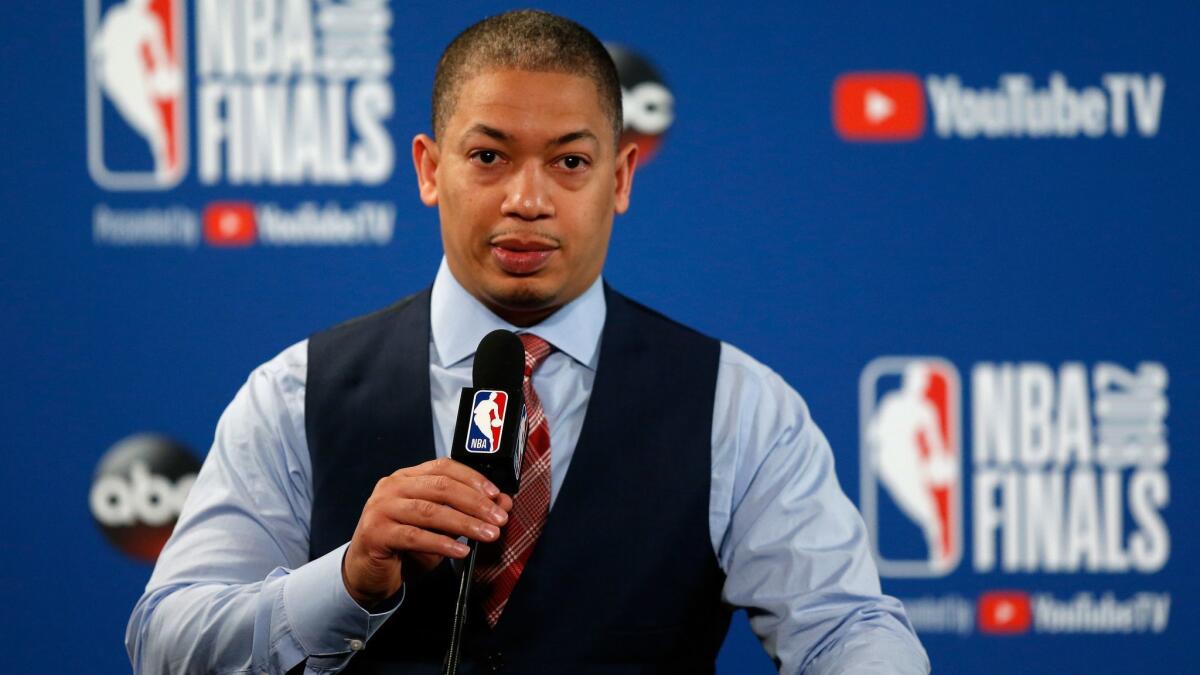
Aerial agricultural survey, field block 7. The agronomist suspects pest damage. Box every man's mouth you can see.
[489,235,559,275]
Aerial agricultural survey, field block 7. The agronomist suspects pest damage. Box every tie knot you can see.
[519,333,553,377]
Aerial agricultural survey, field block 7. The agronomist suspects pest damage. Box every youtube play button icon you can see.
[977,591,1033,635]
[833,72,926,141]
[203,202,257,247]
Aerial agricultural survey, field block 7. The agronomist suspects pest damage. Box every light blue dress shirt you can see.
[127,260,929,675]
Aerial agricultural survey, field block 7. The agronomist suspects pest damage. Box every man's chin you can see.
[479,279,563,324]
[491,284,557,311]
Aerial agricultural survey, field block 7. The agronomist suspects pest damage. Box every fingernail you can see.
[492,508,508,524]
[478,524,499,539]
[453,542,470,556]
[483,481,499,497]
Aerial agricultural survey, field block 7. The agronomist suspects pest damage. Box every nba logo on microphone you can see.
[467,390,508,453]
[860,357,963,577]
[86,0,188,190]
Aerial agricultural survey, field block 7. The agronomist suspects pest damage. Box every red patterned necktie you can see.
[474,333,554,627]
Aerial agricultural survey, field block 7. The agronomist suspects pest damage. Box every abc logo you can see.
[89,433,200,562]
[606,43,674,164]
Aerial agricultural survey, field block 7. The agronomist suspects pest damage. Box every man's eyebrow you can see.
[549,130,599,148]
[462,123,512,143]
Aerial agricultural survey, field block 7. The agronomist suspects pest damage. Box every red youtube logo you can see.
[977,591,1032,635]
[203,203,257,247]
[832,72,925,142]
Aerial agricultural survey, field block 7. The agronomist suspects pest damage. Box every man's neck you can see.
[429,258,607,371]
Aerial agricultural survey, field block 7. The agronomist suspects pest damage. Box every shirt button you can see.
[347,638,365,651]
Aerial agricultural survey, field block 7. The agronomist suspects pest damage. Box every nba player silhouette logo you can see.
[86,0,187,189]
[860,357,963,577]
[466,390,508,454]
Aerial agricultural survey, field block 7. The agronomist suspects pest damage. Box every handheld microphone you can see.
[450,329,527,494]
[444,329,526,675]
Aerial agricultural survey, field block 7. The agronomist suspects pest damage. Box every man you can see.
[127,10,929,674]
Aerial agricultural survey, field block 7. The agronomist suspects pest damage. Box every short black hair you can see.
[432,10,623,144]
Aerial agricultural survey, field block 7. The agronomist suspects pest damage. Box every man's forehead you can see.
[444,69,610,143]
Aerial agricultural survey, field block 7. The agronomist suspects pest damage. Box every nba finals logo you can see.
[467,390,508,454]
[860,357,964,577]
[86,0,187,190]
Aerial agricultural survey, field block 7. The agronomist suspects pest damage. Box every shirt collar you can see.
[429,257,606,371]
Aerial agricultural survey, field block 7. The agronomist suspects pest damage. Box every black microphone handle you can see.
[443,540,480,675]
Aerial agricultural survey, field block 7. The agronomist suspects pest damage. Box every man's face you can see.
[413,69,637,326]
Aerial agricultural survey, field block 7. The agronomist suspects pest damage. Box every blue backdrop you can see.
[1,1,1196,672]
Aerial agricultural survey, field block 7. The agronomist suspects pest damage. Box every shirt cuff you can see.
[282,542,404,658]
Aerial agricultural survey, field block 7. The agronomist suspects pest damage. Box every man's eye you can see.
[558,155,588,170]
[474,150,499,165]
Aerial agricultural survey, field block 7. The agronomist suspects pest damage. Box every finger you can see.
[396,457,500,497]
[495,493,514,511]
[375,522,471,559]
[390,473,509,526]
[380,498,502,543]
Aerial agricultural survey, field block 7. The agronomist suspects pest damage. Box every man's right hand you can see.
[341,457,513,609]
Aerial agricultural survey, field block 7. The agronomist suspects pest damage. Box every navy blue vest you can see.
[305,287,730,674]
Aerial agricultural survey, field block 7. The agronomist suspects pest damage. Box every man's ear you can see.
[412,134,440,207]
[613,141,639,215]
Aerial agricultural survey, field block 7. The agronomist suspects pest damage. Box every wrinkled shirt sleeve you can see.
[125,341,400,675]
[710,344,930,675]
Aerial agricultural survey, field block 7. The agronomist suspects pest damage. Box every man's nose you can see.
[501,162,554,221]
